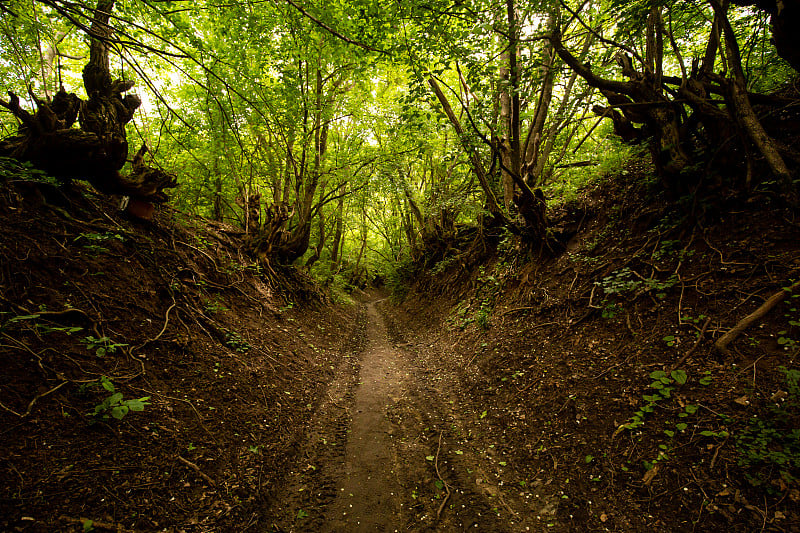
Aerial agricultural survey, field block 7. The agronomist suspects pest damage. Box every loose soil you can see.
[2,168,800,532]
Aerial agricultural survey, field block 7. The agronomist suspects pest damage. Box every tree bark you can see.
[428,76,507,224]
[712,0,793,190]
[523,11,558,186]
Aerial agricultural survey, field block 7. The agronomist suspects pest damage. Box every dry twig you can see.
[671,317,712,371]
[177,455,216,486]
[434,432,451,520]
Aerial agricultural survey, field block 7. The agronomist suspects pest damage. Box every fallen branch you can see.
[434,432,451,520]
[177,455,216,486]
[714,280,800,354]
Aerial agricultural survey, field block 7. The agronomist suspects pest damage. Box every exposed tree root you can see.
[714,280,800,354]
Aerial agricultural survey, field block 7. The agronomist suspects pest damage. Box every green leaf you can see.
[9,313,41,322]
[670,370,687,385]
[127,397,150,411]
[649,370,667,379]
[664,430,675,437]
[100,378,115,392]
[676,423,688,431]
[685,405,698,414]
[426,455,434,461]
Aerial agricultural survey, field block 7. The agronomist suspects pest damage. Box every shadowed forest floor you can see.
[1,172,799,532]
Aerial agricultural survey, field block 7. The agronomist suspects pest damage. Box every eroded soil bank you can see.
[384,171,800,532]
[2,172,799,533]
[0,184,357,532]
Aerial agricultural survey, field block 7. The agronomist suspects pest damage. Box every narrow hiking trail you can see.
[321,300,407,530]
[270,297,552,532]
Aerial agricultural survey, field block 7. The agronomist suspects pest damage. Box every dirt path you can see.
[270,298,544,532]
[321,300,409,530]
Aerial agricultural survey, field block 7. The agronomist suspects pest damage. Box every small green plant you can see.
[680,313,708,325]
[90,377,150,420]
[643,274,678,299]
[194,235,214,249]
[202,297,228,313]
[652,240,679,261]
[596,268,678,310]
[81,335,128,357]
[735,367,800,487]
[601,301,621,319]
[430,254,460,276]
[0,156,58,184]
[224,330,251,353]
[778,283,800,352]
[596,267,642,295]
[74,232,124,254]
[616,369,688,433]
[663,335,676,347]
[476,304,491,330]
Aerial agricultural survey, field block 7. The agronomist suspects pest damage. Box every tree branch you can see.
[281,0,388,54]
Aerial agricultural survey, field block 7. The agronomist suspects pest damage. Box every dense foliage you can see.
[1,0,797,283]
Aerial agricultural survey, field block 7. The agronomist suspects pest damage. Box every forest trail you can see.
[270,296,417,531]
[271,296,544,532]
[321,299,409,531]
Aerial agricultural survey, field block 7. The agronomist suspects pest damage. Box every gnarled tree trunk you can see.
[0,0,175,202]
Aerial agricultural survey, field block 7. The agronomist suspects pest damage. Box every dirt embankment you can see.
[2,164,799,533]
[0,178,355,532]
[394,172,800,532]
